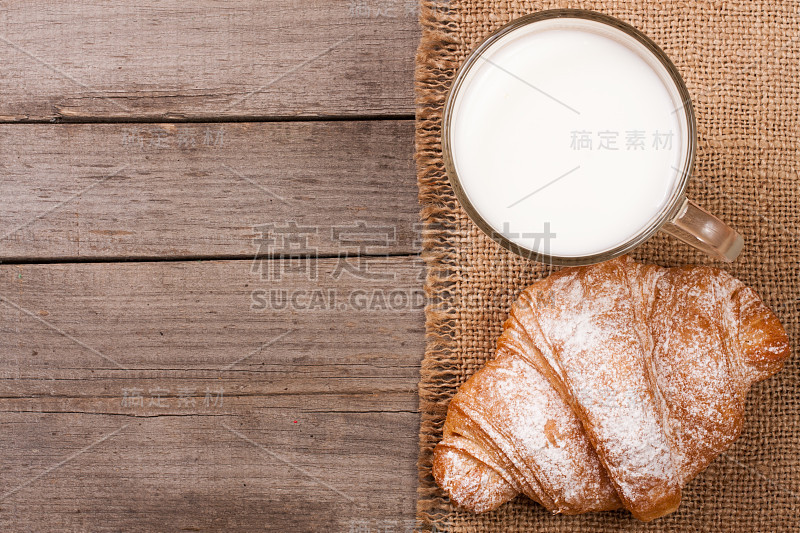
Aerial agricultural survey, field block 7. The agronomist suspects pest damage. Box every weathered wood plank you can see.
[0,257,425,391]
[0,257,425,531]
[0,408,420,532]
[0,1,419,121]
[0,121,418,260]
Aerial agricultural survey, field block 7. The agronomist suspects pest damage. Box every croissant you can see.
[433,256,789,521]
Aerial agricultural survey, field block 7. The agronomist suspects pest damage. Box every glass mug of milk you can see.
[442,9,744,265]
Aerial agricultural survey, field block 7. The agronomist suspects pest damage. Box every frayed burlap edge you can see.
[415,1,461,531]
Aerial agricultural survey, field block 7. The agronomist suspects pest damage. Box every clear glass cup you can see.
[442,9,744,266]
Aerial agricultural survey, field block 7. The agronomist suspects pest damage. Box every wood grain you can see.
[0,1,419,121]
[1,3,425,530]
[0,121,418,261]
[0,257,425,531]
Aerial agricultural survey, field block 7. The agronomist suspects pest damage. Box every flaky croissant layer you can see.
[433,256,789,521]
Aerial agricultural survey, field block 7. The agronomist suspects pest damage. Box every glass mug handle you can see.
[661,197,744,262]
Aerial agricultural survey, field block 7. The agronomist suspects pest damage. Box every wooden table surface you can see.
[0,3,423,531]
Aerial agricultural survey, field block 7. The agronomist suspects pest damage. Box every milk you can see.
[449,19,688,258]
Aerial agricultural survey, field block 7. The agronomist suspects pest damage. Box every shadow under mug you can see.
[442,9,744,266]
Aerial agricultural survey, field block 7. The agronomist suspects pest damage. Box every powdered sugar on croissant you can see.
[433,256,789,521]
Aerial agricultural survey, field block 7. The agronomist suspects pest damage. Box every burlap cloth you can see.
[414,1,799,531]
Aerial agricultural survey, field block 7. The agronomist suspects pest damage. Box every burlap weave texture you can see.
[415,1,799,531]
